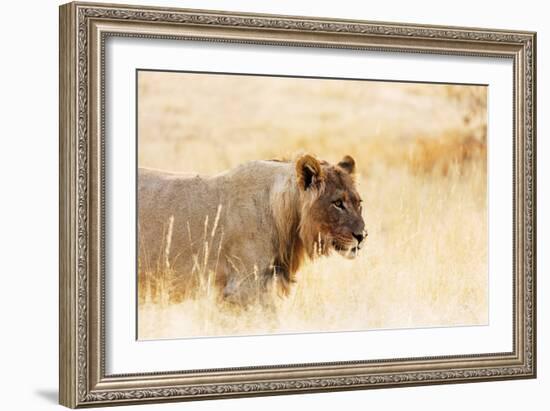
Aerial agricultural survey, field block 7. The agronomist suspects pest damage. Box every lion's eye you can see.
[333,199,345,210]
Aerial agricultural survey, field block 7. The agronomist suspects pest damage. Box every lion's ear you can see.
[338,155,356,174]
[296,154,324,190]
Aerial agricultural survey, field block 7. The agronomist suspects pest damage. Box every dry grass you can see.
[137,72,488,339]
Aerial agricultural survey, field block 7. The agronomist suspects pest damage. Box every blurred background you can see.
[137,71,488,339]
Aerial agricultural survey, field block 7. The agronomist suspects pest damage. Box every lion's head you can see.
[295,154,367,260]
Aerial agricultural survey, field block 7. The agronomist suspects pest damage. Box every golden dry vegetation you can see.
[137,71,488,339]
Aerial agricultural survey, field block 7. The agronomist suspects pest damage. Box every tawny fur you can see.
[138,155,364,305]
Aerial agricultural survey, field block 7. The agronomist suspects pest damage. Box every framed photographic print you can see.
[59,1,537,408]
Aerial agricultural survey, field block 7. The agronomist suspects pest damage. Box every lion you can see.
[138,154,367,305]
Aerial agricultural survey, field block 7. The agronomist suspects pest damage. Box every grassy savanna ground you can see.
[137,71,488,339]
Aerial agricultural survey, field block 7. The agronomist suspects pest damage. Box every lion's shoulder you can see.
[220,160,291,177]
[210,160,293,191]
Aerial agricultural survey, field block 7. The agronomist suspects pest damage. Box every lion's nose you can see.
[353,232,365,244]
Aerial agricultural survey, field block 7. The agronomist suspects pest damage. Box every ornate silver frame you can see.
[59,1,536,408]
